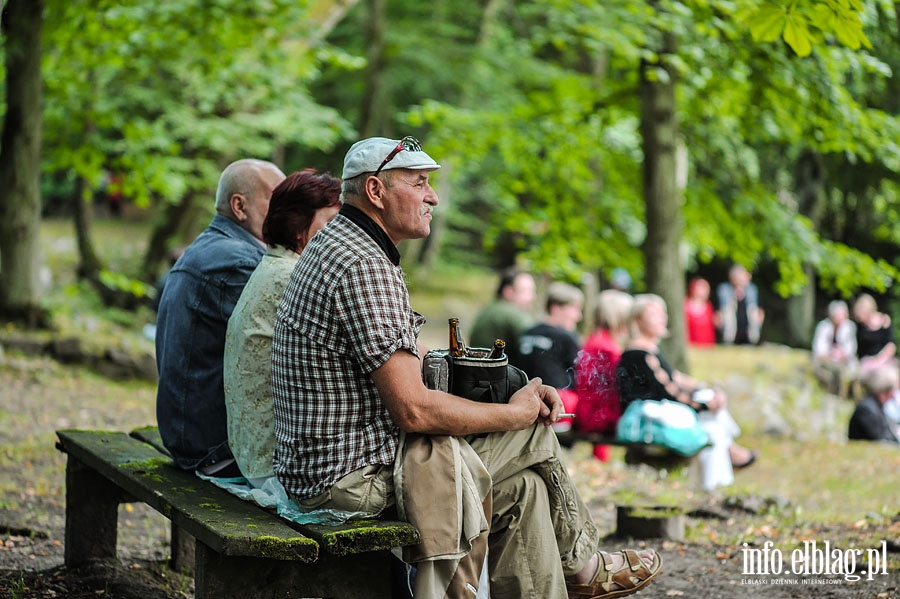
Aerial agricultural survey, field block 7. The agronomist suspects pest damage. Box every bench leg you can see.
[194,542,394,599]
[64,455,122,566]
[169,522,195,573]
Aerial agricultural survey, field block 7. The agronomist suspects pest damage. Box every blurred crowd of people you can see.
[810,294,900,444]
[468,262,898,497]
[470,265,763,492]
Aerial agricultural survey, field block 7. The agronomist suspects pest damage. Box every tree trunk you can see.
[141,192,198,283]
[358,0,389,138]
[0,0,49,327]
[787,149,826,347]
[640,30,686,370]
[73,175,103,281]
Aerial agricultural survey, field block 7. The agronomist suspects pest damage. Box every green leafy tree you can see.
[405,0,898,355]
[41,0,357,298]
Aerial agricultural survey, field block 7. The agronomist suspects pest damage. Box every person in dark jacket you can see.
[848,366,900,444]
[156,159,285,476]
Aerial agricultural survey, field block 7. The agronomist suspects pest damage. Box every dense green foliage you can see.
[4,0,900,327]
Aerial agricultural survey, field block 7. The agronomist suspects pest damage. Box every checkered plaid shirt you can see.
[272,214,424,500]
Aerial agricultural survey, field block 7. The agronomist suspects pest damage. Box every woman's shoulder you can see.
[619,347,653,363]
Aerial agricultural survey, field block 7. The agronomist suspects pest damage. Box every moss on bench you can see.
[301,519,421,556]
[56,429,319,563]
[127,425,421,556]
[58,427,423,598]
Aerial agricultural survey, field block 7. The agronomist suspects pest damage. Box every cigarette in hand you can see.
[558,413,576,419]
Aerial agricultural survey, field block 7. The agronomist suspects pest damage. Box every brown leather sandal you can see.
[566,549,663,599]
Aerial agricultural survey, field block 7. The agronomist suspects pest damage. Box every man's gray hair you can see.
[340,170,395,205]
[827,300,849,318]
[864,365,899,396]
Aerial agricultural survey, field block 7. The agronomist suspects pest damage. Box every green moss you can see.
[251,535,318,560]
[320,523,420,554]
[198,502,224,512]
[120,456,170,470]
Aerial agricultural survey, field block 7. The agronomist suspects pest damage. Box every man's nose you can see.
[425,185,439,205]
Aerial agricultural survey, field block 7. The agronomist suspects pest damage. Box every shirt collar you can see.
[339,204,401,266]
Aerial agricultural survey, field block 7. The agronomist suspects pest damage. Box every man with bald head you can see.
[156,158,285,476]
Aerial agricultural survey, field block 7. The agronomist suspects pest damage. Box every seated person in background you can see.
[223,169,342,488]
[574,289,634,461]
[716,264,764,345]
[852,293,898,376]
[617,294,758,491]
[155,159,285,476]
[470,266,536,363]
[684,277,716,346]
[848,366,900,444]
[272,136,662,599]
[514,282,584,431]
[811,300,858,398]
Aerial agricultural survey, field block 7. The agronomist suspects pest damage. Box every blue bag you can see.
[615,399,710,457]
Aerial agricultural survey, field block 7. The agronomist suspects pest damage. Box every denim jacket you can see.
[155,214,265,471]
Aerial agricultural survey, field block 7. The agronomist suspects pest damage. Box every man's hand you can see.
[508,378,564,427]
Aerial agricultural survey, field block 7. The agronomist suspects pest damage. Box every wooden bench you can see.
[55,428,420,599]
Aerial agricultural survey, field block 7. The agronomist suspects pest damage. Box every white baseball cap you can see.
[341,136,440,180]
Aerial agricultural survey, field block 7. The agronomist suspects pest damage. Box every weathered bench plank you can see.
[128,426,421,556]
[129,424,171,456]
[56,430,319,564]
[58,428,421,598]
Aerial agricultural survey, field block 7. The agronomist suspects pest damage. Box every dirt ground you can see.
[0,350,897,598]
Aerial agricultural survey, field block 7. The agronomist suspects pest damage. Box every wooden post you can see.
[169,523,195,573]
[64,455,121,565]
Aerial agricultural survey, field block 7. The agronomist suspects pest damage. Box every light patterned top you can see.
[223,245,300,481]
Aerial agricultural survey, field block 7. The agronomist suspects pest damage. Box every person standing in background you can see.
[716,264,764,345]
[684,277,716,346]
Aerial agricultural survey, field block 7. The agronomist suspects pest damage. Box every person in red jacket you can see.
[684,277,717,346]
[574,289,634,461]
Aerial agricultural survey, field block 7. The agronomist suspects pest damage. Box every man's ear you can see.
[365,176,388,210]
[230,193,248,222]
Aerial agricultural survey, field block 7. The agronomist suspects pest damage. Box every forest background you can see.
[1,0,898,369]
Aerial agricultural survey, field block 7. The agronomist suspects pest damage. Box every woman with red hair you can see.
[223,169,342,488]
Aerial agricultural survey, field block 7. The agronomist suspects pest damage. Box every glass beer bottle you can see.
[449,317,467,357]
[486,338,506,359]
